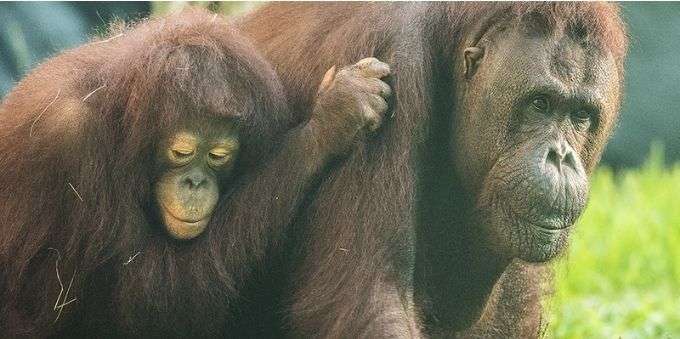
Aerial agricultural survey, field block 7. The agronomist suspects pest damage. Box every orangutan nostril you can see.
[563,151,577,171]
[546,148,562,171]
[544,140,579,174]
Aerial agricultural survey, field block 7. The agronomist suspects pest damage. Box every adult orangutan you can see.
[239,3,626,337]
[0,9,392,337]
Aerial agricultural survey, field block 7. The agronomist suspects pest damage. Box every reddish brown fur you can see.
[453,261,553,338]
[0,9,295,337]
[239,3,626,337]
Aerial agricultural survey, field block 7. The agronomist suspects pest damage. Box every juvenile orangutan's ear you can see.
[464,47,485,79]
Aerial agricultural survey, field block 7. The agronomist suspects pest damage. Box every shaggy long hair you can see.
[0,9,291,337]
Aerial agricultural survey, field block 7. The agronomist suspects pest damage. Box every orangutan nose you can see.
[545,139,577,173]
[183,172,207,190]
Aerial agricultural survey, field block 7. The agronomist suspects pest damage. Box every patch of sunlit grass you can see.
[548,146,680,338]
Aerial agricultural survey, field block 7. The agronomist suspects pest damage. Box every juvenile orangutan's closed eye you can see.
[169,147,196,165]
[209,148,229,159]
[208,144,237,166]
[170,145,195,159]
[167,132,199,165]
[172,148,195,157]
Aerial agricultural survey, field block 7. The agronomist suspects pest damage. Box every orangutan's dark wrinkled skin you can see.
[455,16,621,263]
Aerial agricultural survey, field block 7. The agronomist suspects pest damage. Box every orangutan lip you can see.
[175,219,203,226]
[532,225,563,235]
[168,213,206,225]
[530,219,571,232]
[160,203,207,225]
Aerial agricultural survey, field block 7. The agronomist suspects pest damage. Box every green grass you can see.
[547,147,680,338]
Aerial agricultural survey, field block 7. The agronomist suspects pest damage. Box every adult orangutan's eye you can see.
[572,109,591,122]
[572,109,592,130]
[531,96,549,113]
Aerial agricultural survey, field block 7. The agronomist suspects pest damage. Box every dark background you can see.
[1,2,677,168]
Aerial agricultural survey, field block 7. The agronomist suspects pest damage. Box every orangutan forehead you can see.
[168,117,239,140]
[518,14,593,53]
[510,3,627,63]
[153,50,254,123]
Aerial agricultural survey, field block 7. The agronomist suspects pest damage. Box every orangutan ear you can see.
[464,47,485,79]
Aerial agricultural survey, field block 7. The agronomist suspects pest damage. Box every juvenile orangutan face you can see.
[154,121,239,240]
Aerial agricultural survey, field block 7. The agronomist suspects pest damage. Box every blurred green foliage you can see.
[547,145,680,338]
[151,1,259,17]
[606,3,680,167]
